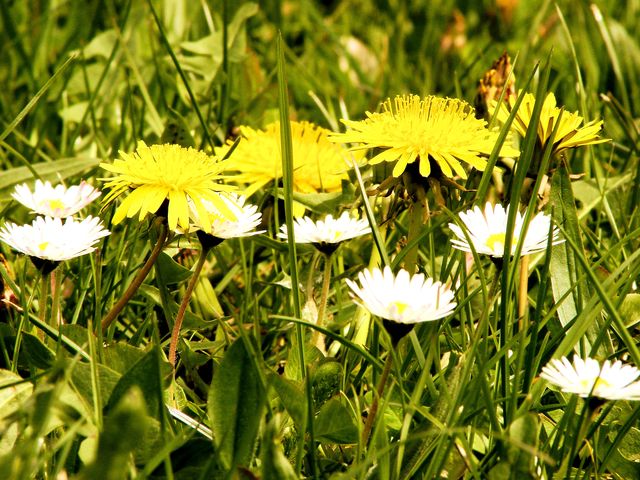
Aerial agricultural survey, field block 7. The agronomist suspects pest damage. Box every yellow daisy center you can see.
[485,232,507,252]
[45,199,65,212]
[581,376,612,392]
[38,241,49,251]
[392,300,409,315]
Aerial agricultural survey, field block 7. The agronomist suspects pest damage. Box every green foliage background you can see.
[1,0,640,478]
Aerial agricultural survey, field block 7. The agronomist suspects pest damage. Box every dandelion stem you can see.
[362,351,394,447]
[313,252,333,353]
[39,272,49,340]
[168,247,208,368]
[404,191,426,275]
[101,221,168,331]
[50,269,62,327]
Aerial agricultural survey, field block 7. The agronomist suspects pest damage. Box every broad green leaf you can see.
[208,339,264,470]
[549,163,604,352]
[312,359,342,406]
[269,373,306,428]
[155,252,194,285]
[69,362,121,413]
[106,346,169,419]
[621,293,640,328]
[79,386,149,480]
[21,333,55,369]
[0,370,33,421]
[261,415,298,480]
[314,397,358,444]
[102,343,146,375]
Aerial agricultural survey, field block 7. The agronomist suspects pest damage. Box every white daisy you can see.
[278,212,370,253]
[448,202,562,258]
[345,266,457,325]
[182,193,264,239]
[540,356,640,400]
[0,216,110,262]
[12,180,101,218]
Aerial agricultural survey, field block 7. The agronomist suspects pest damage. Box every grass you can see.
[1,0,639,478]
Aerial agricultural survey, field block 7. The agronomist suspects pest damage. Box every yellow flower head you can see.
[330,94,519,179]
[101,141,234,231]
[217,121,352,196]
[490,91,609,153]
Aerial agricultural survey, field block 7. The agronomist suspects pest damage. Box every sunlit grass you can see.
[0,1,639,478]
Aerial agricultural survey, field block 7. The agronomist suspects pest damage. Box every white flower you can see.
[0,216,110,262]
[448,202,562,258]
[540,356,640,400]
[345,266,457,324]
[12,180,101,218]
[183,193,264,239]
[278,212,370,248]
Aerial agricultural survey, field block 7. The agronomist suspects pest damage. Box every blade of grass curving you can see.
[498,54,552,424]
[549,162,597,353]
[145,0,213,148]
[352,161,390,268]
[217,0,229,126]
[276,32,314,477]
[0,52,77,143]
[590,4,630,111]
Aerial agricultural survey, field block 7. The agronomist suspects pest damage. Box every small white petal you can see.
[346,266,457,325]
[0,216,110,262]
[540,355,640,401]
[180,193,264,239]
[278,211,371,246]
[448,202,563,258]
[12,180,101,218]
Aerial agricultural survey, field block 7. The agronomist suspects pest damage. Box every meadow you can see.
[1,0,639,478]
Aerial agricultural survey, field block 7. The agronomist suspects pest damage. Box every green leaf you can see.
[261,415,298,480]
[102,343,146,375]
[155,252,194,285]
[208,339,264,470]
[21,333,55,369]
[312,359,342,406]
[79,386,150,480]
[621,293,640,328]
[314,397,358,444]
[269,373,307,428]
[69,362,121,413]
[549,163,601,350]
[106,346,169,419]
[0,370,33,421]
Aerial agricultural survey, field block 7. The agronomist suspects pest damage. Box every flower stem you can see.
[50,269,62,327]
[313,252,333,353]
[362,351,394,447]
[101,221,168,332]
[39,272,49,341]
[168,247,208,368]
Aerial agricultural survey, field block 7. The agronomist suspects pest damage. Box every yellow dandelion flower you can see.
[490,91,609,153]
[217,121,352,197]
[329,94,519,179]
[101,141,234,232]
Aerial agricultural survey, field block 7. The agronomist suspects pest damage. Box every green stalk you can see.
[361,351,393,447]
[168,248,208,368]
[50,269,62,327]
[276,33,313,476]
[101,221,168,331]
[403,184,426,275]
[312,252,333,352]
